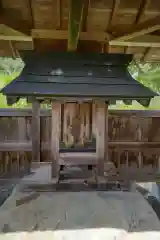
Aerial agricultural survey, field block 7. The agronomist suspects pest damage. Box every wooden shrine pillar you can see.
[51,101,61,178]
[32,99,41,163]
[96,102,108,177]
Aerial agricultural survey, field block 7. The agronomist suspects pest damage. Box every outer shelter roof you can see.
[0,1,160,62]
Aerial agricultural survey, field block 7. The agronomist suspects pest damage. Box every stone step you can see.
[20,181,131,192]
[59,167,94,180]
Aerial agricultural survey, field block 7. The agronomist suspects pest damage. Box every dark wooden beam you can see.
[32,100,41,163]
[28,0,34,29]
[105,0,120,53]
[57,0,62,29]
[108,0,120,28]
[68,0,85,50]
[0,12,31,36]
[135,0,150,24]
[82,0,89,32]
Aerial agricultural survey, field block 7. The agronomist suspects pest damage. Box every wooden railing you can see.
[0,108,160,179]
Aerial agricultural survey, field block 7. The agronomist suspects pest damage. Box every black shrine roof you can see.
[1,51,158,106]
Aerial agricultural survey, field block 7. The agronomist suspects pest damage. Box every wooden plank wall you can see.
[0,107,160,177]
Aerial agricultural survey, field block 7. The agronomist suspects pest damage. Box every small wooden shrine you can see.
[1,51,158,183]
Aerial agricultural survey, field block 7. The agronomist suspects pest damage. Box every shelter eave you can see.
[2,82,156,107]
[1,79,157,99]
[4,94,153,107]
[1,52,157,106]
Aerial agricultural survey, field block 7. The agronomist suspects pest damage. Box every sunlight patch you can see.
[0,229,160,240]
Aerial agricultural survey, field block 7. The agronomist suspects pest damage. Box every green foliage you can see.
[0,73,29,108]
[129,61,160,92]
[110,61,160,110]
[0,57,159,109]
[0,57,24,76]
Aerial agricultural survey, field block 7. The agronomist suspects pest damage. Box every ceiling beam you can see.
[108,0,120,28]
[81,0,89,32]
[57,0,62,29]
[109,34,160,47]
[112,15,160,41]
[2,28,160,49]
[68,0,85,51]
[0,28,110,42]
[0,13,31,36]
[32,29,109,42]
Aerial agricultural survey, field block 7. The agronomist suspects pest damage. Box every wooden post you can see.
[18,117,26,172]
[32,100,41,164]
[51,101,61,178]
[137,124,142,167]
[68,0,85,51]
[96,102,108,177]
[158,156,160,173]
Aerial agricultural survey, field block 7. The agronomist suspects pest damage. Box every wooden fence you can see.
[0,108,160,178]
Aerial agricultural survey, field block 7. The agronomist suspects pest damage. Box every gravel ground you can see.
[0,184,159,239]
[0,165,159,240]
[0,182,15,207]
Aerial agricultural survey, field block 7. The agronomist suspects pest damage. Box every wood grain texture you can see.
[96,102,108,176]
[63,103,75,146]
[1,1,160,60]
[0,108,159,181]
[51,101,61,177]
[32,100,40,162]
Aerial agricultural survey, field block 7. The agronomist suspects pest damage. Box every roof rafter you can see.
[0,12,31,36]
[0,24,32,41]
[111,15,160,41]
[109,34,160,47]
[108,0,121,28]
[135,0,150,24]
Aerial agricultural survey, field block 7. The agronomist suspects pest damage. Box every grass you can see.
[0,73,30,108]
